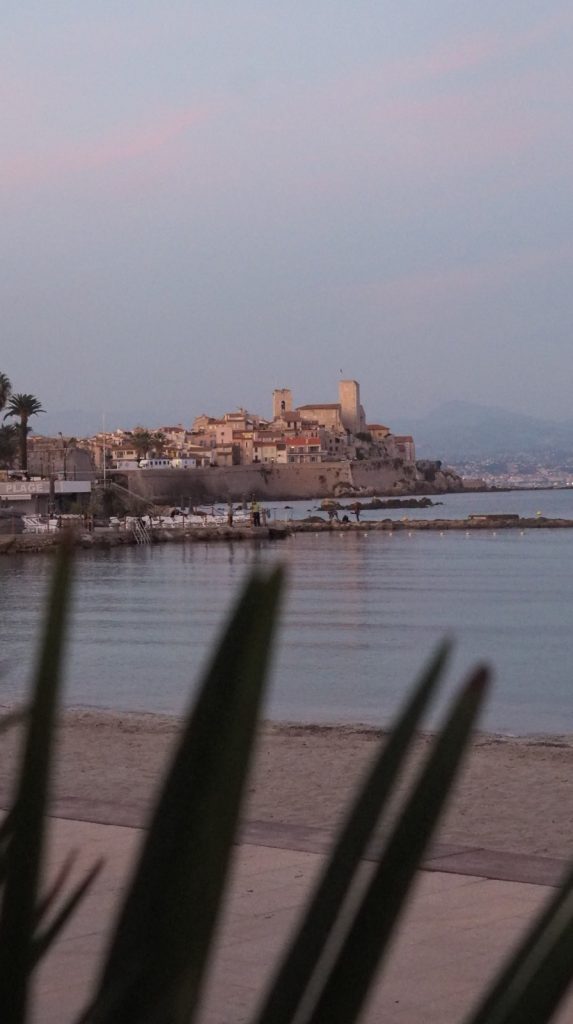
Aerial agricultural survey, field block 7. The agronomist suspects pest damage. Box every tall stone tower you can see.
[338,379,363,434]
[273,388,293,420]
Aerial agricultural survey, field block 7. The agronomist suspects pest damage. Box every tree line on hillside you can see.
[0,372,44,471]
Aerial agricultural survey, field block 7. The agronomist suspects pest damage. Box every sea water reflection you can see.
[1,519,573,735]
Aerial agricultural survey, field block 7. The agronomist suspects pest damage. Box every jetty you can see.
[291,514,573,534]
[0,523,289,555]
[1,514,573,555]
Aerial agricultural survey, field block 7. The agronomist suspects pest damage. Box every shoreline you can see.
[5,701,573,744]
[2,706,573,859]
[35,704,573,745]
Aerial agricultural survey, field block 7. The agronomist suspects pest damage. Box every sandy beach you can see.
[1,708,572,859]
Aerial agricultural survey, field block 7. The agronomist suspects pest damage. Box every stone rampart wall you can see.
[117,460,415,504]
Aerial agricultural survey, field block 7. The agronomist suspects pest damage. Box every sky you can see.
[2,1,573,432]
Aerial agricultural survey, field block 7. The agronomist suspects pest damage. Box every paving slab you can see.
[242,819,570,888]
[31,815,573,1024]
[423,846,567,886]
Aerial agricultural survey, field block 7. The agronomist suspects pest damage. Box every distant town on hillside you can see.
[13,379,417,479]
[3,374,573,492]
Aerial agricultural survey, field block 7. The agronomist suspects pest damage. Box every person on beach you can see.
[251,498,261,527]
[227,501,234,527]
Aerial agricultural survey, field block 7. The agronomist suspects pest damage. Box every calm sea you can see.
[2,489,573,736]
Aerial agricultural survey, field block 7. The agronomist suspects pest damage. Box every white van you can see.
[138,458,172,469]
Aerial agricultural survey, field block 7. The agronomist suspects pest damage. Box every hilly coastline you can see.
[390,401,573,463]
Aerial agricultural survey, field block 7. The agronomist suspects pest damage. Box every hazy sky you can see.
[2,2,572,430]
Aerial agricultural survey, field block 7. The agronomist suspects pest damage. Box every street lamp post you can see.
[58,432,68,481]
[102,414,107,487]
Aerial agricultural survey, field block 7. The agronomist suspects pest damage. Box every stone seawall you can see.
[0,524,289,555]
[116,459,457,504]
[3,514,573,556]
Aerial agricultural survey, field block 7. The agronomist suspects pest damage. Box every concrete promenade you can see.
[35,815,573,1023]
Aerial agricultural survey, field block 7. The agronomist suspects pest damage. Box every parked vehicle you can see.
[138,458,197,469]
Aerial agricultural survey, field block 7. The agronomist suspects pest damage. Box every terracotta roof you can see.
[296,403,341,410]
[287,436,321,446]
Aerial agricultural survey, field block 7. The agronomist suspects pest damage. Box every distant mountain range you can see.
[389,401,573,463]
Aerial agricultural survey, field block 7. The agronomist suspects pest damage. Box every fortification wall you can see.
[114,458,452,504]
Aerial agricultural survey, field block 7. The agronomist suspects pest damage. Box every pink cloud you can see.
[417,33,503,78]
[249,73,543,205]
[0,104,211,190]
[308,8,573,115]
[257,13,573,201]
[352,242,573,312]
[402,10,573,82]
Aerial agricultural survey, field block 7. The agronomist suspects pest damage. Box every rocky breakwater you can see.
[319,496,439,513]
[292,514,573,534]
[0,522,289,555]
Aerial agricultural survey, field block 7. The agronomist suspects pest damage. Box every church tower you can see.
[272,388,293,420]
[338,379,363,434]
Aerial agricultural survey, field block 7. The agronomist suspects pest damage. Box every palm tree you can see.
[132,430,154,461]
[3,393,45,472]
[0,373,11,414]
[0,424,18,467]
[130,430,167,460]
[151,431,167,456]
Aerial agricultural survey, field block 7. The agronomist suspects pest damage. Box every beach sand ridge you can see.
[1,708,572,859]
